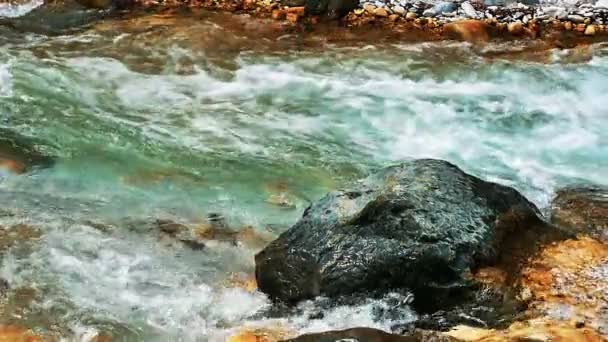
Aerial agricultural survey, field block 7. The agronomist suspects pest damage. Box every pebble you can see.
[461,1,477,18]
[584,24,596,35]
[389,13,400,21]
[564,21,573,30]
[423,1,457,17]
[393,5,405,15]
[374,7,389,16]
[406,11,417,20]
[363,3,376,12]
[568,14,585,23]
[507,21,524,34]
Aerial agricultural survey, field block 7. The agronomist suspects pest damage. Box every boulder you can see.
[0,0,132,35]
[256,159,549,310]
[550,185,607,242]
[304,0,358,18]
[287,327,457,342]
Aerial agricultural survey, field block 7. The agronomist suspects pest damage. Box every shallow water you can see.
[0,6,607,341]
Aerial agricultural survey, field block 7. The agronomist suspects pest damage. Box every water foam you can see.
[0,0,43,18]
[0,62,11,97]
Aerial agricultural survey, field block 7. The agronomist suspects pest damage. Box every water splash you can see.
[0,0,43,18]
[0,62,11,97]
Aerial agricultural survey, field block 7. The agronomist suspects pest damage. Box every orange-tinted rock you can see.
[507,21,524,35]
[576,24,586,33]
[447,320,606,341]
[470,267,507,288]
[0,159,25,174]
[286,13,300,23]
[551,186,608,242]
[284,6,304,16]
[0,325,42,342]
[0,224,41,254]
[443,20,489,44]
[373,7,388,17]
[227,326,295,342]
[519,238,608,333]
[271,9,286,20]
[227,272,257,292]
[89,333,112,342]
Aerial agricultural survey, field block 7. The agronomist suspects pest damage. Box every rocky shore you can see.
[128,0,608,44]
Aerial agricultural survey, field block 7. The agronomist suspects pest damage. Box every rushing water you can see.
[0,5,607,341]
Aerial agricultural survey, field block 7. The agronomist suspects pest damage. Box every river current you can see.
[0,3,607,341]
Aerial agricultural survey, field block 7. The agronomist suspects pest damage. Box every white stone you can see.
[461,1,478,18]
[393,5,406,14]
[596,0,608,8]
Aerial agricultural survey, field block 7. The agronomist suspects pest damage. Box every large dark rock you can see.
[255,159,546,310]
[304,0,358,18]
[0,0,133,35]
[550,185,608,242]
[286,327,457,342]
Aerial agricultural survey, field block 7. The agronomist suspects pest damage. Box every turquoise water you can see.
[0,8,607,341]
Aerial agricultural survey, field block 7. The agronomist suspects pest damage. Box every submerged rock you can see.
[255,159,549,310]
[0,130,54,173]
[551,185,608,242]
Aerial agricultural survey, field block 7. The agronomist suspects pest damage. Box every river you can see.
[0,3,607,341]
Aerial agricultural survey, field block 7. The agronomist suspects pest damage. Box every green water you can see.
[0,8,607,341]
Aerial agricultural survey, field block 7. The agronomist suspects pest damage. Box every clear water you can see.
[0,7,607,341]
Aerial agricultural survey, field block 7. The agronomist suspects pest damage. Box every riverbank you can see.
[127,0,608,45]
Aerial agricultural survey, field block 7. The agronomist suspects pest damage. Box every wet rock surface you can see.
[0,0,133,34]
[286,327,457,341]
[0,129,54,174]
[551,185,608,242]
[255,159,549,309]
[519,237,608,335]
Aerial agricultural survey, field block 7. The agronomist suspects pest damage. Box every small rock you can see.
[354,8,364,14]
[507,21,524,35]
[392,4,405,15]
[363,3,376,12]
[271,9,286,19]
[564,21,573,30]
[568,14,585,23]
[444,19,489,43]
[461,1,477,18]
[285,6,305,15]
[551,185,607,242]
[585,24,597,35]
[389,13,400,21]
[374,7,389,16]
[405,11,417,20]
[423,1,456,17]
[286,12,300,23]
